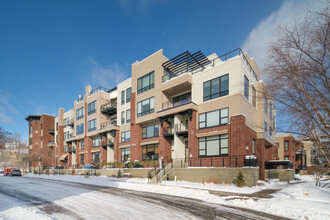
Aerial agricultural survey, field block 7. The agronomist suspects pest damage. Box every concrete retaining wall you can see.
[169,167,259,187]
[265,169,294,182]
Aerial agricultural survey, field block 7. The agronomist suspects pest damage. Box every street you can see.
[0,176,288,220]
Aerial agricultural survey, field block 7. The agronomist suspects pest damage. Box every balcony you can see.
[162,72,192,96]
[99,119,119,133]
[175,123,188,137]
[157,94,197,118]
[64,133,75,141]
[101,139,114,148]
[64,119,74,127]
[101,100,117,116]
[163,126,174,139]
[47,140,56,147]
[88,86,110,97]
[68,146,76,154]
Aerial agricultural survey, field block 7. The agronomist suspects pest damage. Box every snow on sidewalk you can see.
[23,174,330,220]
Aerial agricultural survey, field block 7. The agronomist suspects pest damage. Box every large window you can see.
[121,111,125,125]
[121,131,130,143]
[88,101,97,115]
[126,109,130,123]
[203,74,229,101]
[76,123,84,135]
[137,97,154,117]
[137,71,154,94]
[199,108,228,129]
[92,152,100,163]
[88,119,96,132]
[142,124,159,139]
[126,87,131,103]
[244,75,249,99]
[264,122,268,133]
[284,141,289,151]
[121,90,125,105]
[142,144,159,160]
[76,107,84,120]
[92,137,101,147]
[199,134,228,157]
[121,147,130,161]
[80,154,84,165]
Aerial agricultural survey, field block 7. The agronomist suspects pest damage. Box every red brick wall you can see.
[57,125,64,166]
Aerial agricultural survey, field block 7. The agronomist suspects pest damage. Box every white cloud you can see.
[82,57,128,89]
[0,90,19,125]
[241,0,327,73]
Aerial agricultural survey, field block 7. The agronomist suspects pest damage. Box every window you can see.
[252,139,256,154]
[88,119,96,132]
[64,131,70,140]
[88,101,97,115]
[29,126,32,134]
[244,75,249,99]
[142,144,159,160]
[269,104,272,119]
[252,86,256,107]
[264,96,268,113]
[137,71,154,94]
[126,87,131,103]
[284,141,289,151]
[121,131,130,143]
[41,124,43,130]
[76,107,84,120]
[121,111,125,125]
[64,145,68,153]
[137,97,154,117]
[80,140,85,150]
[173,92,191,107]
[121,147,130,161]
[203,74,229,101]
[199,134,228,157]
[284,156,289,161]
[64,117,69,126]
[92,137,101,147]
[56,122,58,131]
[126,109,130,123]
[142,124,159,139]
[29,138,32,145]
[264,122,267,133]
[121,90,125,105]
[80,154,84,164]
[76,123,84,135]
[199,108,228,129]
[92,152,100,163]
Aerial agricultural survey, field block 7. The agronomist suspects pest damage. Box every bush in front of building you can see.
[117,169,122,178]
[235,171,245,187]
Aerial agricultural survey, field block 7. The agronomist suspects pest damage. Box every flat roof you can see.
[25,115,41,122]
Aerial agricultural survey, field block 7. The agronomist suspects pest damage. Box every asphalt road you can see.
[0,176,290,220]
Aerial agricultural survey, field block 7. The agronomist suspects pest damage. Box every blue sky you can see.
[0,0,321,142]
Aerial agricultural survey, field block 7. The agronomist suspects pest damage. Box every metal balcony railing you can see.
[162,97,191,110]
[64,133,75,140]
[89,86,110,97]
[163,126,173,136]
[101,100,117,115]
[100,119,117,129]
[64,118,74,127]
[175,123,188,134]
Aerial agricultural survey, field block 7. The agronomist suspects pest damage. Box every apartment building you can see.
[26,48,278,179]
[303,136,330,170]
[276,134,306,173]
[25,114,55,169]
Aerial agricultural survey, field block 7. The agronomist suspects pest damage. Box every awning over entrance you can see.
[59,154,68,161]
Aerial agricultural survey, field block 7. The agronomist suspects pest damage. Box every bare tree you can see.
[265,8,330,166]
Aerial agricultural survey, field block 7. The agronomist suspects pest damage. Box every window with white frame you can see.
[92,137,101,147]
[121,147,130,161]
[76,107,84,120]
[126,109,130,123]
[88,119,96,132]
[88,101,97,115]
[76,123,84,135]
[121,111,125,125]
[121,131,130,143]
[126,87,131,103]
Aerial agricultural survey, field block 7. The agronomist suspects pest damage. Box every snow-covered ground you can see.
[1,174,330,220]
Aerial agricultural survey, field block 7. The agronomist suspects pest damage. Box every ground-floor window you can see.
[199,134,228,157]
[121,147,130,161]
[80,154,84,164]
[142,144,159,160]
[92,152,100,163]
